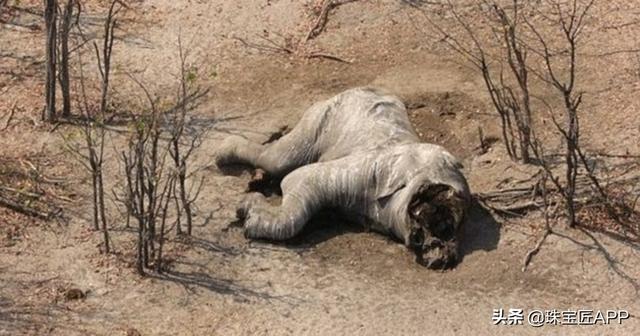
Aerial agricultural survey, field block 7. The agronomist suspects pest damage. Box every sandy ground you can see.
[2,1,640,335]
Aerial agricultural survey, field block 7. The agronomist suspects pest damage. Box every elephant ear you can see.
[373,154,414,201]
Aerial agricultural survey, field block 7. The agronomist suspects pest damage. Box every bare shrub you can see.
[60,0,121,253]
[119,90,173,274]
[61,41,111,252]
[407,0,535,163]
[524,0,596,228]
[118,39,208,273]
[119,74,207,274]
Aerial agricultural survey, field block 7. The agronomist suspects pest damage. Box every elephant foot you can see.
[246,169,282,196]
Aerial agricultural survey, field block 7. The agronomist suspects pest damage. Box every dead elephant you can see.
[216,87,471,269]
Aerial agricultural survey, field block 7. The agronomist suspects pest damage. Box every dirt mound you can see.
[407,91,491,160]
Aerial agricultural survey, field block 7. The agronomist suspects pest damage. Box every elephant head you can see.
[406,182,468,269]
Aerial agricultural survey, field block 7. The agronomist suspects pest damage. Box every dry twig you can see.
[0,195,54,219]
[305,0,359,41]
[2,101,16,130]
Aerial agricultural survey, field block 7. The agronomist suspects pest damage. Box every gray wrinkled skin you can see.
[216,87,471,268]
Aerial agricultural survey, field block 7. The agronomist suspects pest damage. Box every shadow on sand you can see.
[150,236,302,305]
[458,199,502,261]
[151,268,298,305]
[238,197,501,267]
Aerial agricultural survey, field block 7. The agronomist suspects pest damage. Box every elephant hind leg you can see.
[239,192,316,241]
[215,132,316,179]
[215,135,264,168]
[216,102,330,177]
[214,132,314,178]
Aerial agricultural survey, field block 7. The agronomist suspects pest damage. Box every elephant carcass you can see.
[216,87,471,269]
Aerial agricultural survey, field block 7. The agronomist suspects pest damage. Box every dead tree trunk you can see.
[89,147,100,231]
[177,39,194,236]
[66,0,116,251]
[43,0,58,121]
[136,138,147,272]
[97,137,110,252]
[558,91,581,227]
[145,121,161,265]
[496,1,533,163]
[94,0,119,116]
[168,36,207,236]
[58,0,76,118]
[178,165,192,235]
[156,175,175,273]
